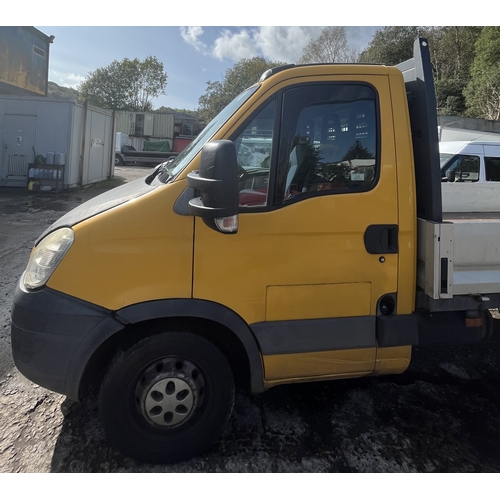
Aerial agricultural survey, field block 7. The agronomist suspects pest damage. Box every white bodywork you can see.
[440,141,500,212]
[115,132,131,153]
[417,216,500,299]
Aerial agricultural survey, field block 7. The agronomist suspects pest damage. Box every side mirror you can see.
[446,169,456,182]
[187,140,239,234]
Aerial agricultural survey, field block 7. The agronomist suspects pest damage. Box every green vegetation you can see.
[199,27,497,121]
[358,26,489,117]
[78,56,167,111]
[49,27,500,122]
[47,81,80,100]
[298,27,357,64]
[198,57,285,123]
[464,27,500,120]
[358,26,422,65]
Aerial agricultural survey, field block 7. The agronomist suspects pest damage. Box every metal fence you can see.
[438,116,500,134]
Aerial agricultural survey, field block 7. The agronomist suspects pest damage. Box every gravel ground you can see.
[1,166,500,473]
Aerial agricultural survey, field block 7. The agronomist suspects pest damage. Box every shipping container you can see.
[0,27,53,97]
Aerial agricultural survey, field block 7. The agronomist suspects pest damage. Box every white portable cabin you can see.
[0,94,115,189]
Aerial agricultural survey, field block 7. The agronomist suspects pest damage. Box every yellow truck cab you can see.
[11,39,500,463]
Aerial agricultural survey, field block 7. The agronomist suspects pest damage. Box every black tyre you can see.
[481,309,495,340]
[99,331,235,464]
[115,154,125,166]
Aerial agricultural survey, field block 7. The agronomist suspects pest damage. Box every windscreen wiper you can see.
[146,160,173,184]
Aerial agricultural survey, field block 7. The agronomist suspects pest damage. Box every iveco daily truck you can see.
[11,38,500,463]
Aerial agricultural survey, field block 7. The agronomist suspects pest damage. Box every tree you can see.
[427,27,482,82]
[359,26,483,117]
[47,81,80,100]
[427,27,482,115]
[465,27,500,120]
[78,56,167,111]
[342,139,374,161]
[358,26,423,65]
[298,27,357,64]
[434,78,468,115]
[198,57,285,123]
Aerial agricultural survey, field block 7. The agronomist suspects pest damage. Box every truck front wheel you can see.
[99,331,235,464]
[115,154,126,166]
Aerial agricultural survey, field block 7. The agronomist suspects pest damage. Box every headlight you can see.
[23,227,74,290]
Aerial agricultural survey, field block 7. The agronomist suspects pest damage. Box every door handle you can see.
[364,225,398,254]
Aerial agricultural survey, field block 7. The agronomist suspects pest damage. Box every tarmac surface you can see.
[1,166,500,473]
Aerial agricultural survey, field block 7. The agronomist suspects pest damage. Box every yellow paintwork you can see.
[266,283,371,321]
[388,69,418,316]
[46,63,417,384]
[47,181,194,310]
[262,346,412,387]
[192,70,400,382]
[263,348,376,387]
[373,346,412,375]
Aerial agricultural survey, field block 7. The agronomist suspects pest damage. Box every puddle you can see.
[2,204,31,214]
[24,196,82,212]
[26,201,72,212]
[1,200,77,214]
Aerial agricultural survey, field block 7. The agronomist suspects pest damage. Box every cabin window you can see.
[274,83,378,205]
[33,45,46,58]
[233,99,276,208]
[441,154,480,182]
[485,156,500,182]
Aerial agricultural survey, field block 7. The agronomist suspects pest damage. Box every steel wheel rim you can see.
[135,356,206,429]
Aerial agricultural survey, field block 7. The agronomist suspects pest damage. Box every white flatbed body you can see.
[417,212,500,300]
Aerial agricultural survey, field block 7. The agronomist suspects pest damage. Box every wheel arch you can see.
[79,299,265,399]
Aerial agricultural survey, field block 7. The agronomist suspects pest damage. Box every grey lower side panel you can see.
[250,316,376,356]
[376,314,419,347]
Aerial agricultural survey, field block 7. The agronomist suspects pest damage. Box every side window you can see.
[442,155,480,182]
[234,99,275,208]
[485,157,500,181]
[275,84,377,205]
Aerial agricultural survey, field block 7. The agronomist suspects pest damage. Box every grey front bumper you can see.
[10,278,124,401]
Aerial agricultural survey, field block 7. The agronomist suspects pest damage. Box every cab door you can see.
[192,76,399,385]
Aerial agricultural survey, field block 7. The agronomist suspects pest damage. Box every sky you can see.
[33,26,382,111]
[11,1,467,111]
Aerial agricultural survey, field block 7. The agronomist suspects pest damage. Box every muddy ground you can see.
[1,166,500,473]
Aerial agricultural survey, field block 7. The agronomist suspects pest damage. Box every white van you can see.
[440,141,500,212]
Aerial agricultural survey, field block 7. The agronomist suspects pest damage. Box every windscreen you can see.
[153,85,260,185]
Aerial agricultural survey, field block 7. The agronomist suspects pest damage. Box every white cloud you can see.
[181,26,380,65]
[254,27,322,63]
[180,26,207,53]
[212,29,258,61]
[208,27,319,63]
[52,71,85,89]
